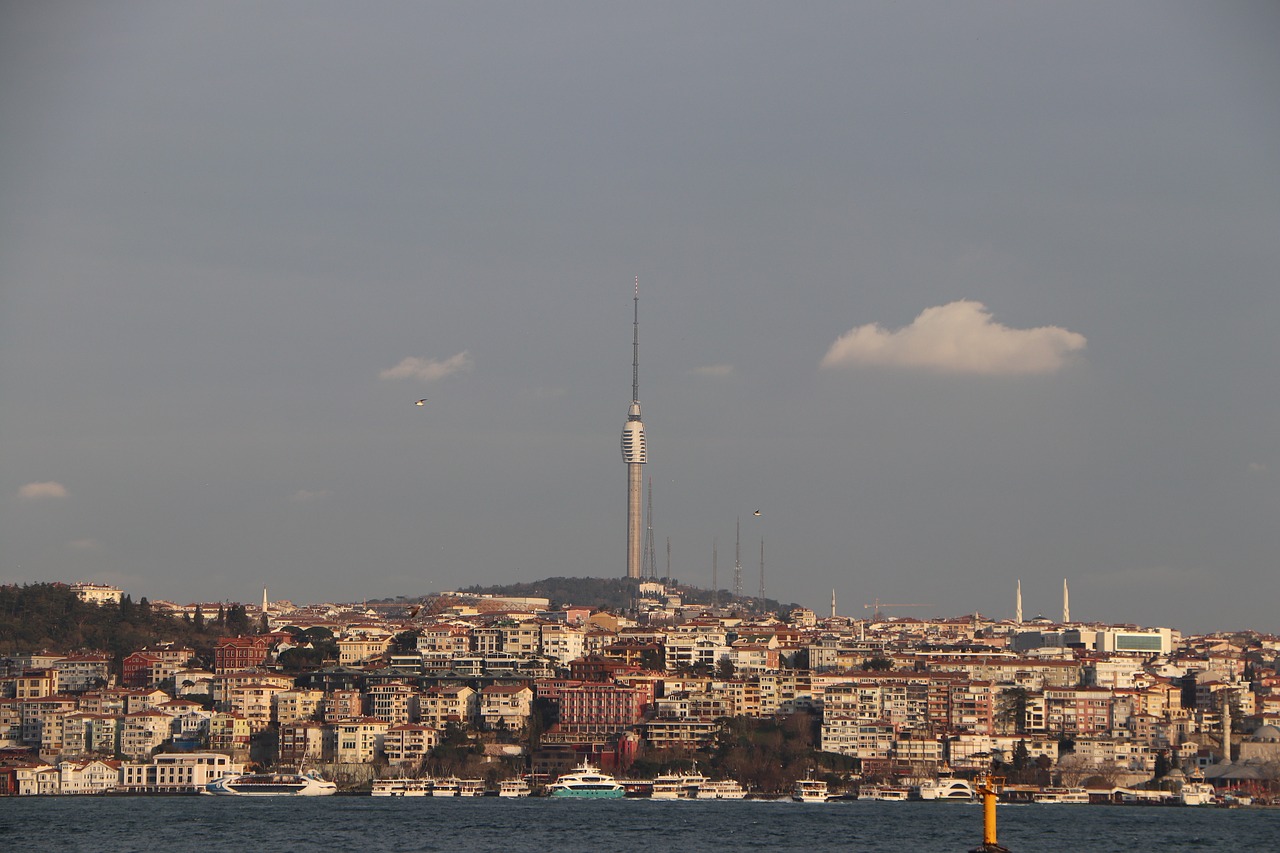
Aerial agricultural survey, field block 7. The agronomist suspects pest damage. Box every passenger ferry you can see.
[695,779,747,800]
[1032,787,1090,804]
[792,776,831,803]
[497,778,532,798]
[546,762,626,799]
[371,778,431,797]
[651,770,707,800]
[457,778,486,797]
[863,785,911,801]
[203,771,337,797]
[431,777,461,797]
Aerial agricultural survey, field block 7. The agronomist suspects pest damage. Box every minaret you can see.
[1062,578,1070,624]
[1221,688,1233,765]
[1016,579,1023,625]
[262,586,269,615]
[831,589,837,619]
[621,277,647,579]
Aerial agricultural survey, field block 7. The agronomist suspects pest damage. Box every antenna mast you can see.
[758,538,765,601]
[733,517,743,600]
[632,276,640,405]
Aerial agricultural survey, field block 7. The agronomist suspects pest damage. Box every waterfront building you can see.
[382,722,438,766]
[334,717,390,764]
[58,758,122,794]
[120,752,241,793]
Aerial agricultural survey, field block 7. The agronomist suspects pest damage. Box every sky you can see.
[2,2,1278,635]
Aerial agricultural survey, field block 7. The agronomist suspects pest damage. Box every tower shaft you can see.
[621,277,647,579]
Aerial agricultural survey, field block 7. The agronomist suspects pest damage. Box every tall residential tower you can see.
[621,278,647,579]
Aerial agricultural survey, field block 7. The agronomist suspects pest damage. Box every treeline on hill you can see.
[0,583,252,669]
[454,576,797,615]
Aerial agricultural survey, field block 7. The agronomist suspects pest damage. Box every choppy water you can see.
[2,796,1276,852]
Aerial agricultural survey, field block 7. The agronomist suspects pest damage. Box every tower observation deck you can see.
[622,278,647,579]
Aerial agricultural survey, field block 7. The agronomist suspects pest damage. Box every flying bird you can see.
[753,510,761,516]
[414,399,428,406]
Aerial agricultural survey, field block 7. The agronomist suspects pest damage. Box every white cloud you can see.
[820,300,1086,375]
[379,351,473,382]
[691,364,734,377]
[19,481,68,500]
[291,489,333,502]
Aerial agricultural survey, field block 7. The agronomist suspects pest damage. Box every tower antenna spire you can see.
[621,277,648,579]
[632,276,640,405]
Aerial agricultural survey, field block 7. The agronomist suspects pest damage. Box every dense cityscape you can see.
[1,578,1277,805]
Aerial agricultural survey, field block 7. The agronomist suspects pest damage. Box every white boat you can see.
[916,778,976,801]
[1178,782,1216,806]
[792,776,831,803]
[431,777,461,797]
[864,785,911,801]
[546,762,626,799]
[651,770,707,800]
[457,778,486,797]
[371,778,431,797]
[498,778,531,798]
[695,779,747,800]
[203,771,337,797]
[1032,787,1090,804]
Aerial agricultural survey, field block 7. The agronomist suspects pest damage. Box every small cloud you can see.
[19,481,68,501]
[820,300,1086,375]
[380,351,473,382]
[68,538,102,551]
[691,364,734,378]
[291,489,333,502]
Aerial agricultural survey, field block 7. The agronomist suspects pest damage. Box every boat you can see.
[497,778,531,798]
[1032,787,1090,804]
[1178,782,1216,806]
[546,762,626,799]
[202,771,337,797]
[457,778,486,797]
[651,769,707,800]
[371,778,431,797]
[431,777,461,797]
[695,779,747,800]
[792,776,831,803]
[916,778,976,801]
[863,785,911,801]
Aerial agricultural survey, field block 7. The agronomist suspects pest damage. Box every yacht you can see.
[916,778,976,801]
[203,771,337,797]
[546,762,626,799]
[695,779,747,800]
[371,778,431,797]
[792,776,831,803]
[651,769,707,800]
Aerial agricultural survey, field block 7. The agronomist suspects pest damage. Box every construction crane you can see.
[863,599,932,620]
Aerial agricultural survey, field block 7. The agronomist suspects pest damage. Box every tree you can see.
[997,687,1030,735]
[863,657,893,671]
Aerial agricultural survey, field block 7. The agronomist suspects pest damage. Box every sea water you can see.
[1,796,1276,852]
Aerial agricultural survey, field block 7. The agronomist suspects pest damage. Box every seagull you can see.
[753,510,761,516]
[414,399,428,406]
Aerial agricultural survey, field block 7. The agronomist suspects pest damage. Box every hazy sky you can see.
[3,2,1278,634]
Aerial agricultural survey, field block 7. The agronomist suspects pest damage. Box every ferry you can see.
[792,776,831,803]
[546,762,626,799]
[1032,787,1090,804]
[457,778,486,797]
[371,778,431,797]
[651,770,707,800]
[1178,782,1216,806]
[916,778,976,801]
[431,777,461,797]
[863,785,911,802]
[203,771,337,797]
[498,778,532,798]
[695,779,747,800]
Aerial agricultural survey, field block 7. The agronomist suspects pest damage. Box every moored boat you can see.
[371,778,430,797]
[546,762,626,799]
[498,778,531,798]
[203,771,337,797]
[651,770,707,800]
[916,778,976,801]
[1032,787,1090,804]
[863,785,911,801]
[431,777,461,797]
[457,778,486,797]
